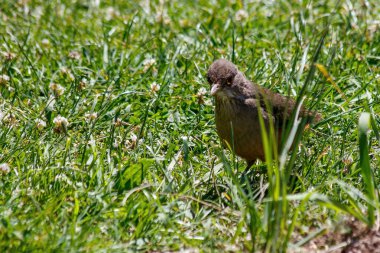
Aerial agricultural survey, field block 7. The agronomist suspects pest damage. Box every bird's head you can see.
[207,59,239,98]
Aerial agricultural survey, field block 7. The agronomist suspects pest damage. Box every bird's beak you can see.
[210,83,221,96]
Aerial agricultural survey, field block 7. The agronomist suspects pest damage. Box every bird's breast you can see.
[216,99,256,130]
[214,98,267,160]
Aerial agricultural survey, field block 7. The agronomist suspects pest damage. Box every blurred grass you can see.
[0,0,379,252]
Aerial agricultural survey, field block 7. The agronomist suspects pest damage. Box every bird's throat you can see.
[215,98,239,121]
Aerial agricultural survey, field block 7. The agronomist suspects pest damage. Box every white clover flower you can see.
[114,118,129,127]
[2,52,16,61]
[0,74,10,86]
[235,9,249,22]
[0,163,10,174]
[60,67,74,81]
[196,87,208,104]
[143,58,156,72]
[68,51,81,60]
[128,133,139,149]
[32,6,43,20]
[49,82,65,96]
[150,82,160,93]
[53,115,69,133]
[114,118,122,127]
[2,113,17,125]
[105,7,120,21]
[35,119,46,130]
[41,38,50,47]
[130,133,138,143]
[85,112,98,121]
[53,115,68,127]
[197,87,207,97]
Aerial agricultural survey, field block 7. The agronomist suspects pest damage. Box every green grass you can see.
[0,0,379,252]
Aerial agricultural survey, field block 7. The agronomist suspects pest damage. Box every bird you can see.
[207,59,321,169]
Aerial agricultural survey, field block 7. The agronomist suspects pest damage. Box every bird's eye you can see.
[207,76,212,84]
[226,76,234,85]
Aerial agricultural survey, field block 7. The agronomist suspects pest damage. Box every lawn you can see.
[0,0,379,252]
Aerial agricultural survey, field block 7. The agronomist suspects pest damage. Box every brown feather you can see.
[207,59,321,166]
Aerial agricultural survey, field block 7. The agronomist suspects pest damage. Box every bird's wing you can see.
[255,86,320,125]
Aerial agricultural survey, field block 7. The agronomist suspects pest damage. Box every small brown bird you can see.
[207,59,320,168]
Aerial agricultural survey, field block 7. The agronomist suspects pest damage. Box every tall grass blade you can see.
[358,112,376,227]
